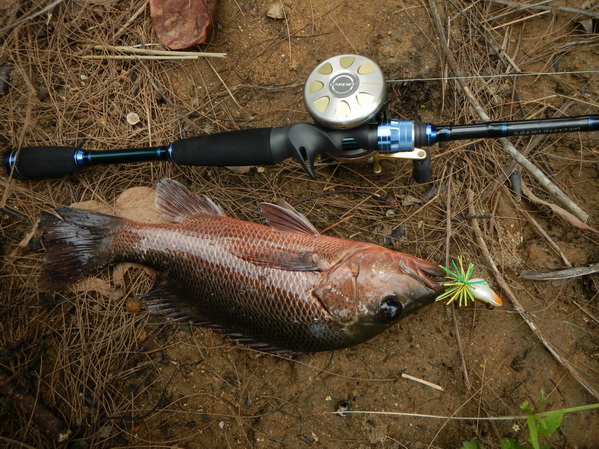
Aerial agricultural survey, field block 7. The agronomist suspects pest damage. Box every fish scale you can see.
[117,218,354,350]
[39,178,446,353]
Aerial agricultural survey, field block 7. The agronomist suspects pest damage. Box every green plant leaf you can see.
[501,438,529,449]
[520,400,532,414]
[460,439,482,449]
[538,390,547,409]
[537,410,564,437]
[527,415,540,449]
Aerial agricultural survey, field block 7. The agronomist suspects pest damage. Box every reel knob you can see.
[304,54,387,129]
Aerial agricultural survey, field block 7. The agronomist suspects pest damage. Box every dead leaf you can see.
[70,200,113,215]
[522,183,599,234]
[114,186,163,223]
[226,165,253,174]
[149,0,218,50]
[71,277,124,300]
[126,297,143,314]
[520,263,599,281]
[112,262,155,289]
[575,18,598,34]
[69,187,163,223]
[0,0,19,11]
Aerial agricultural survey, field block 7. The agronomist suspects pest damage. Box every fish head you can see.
[314,247,445,339]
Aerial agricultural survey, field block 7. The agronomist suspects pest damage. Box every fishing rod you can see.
[3,54,598,182]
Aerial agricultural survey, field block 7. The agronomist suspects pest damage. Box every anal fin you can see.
[142,278,207,324]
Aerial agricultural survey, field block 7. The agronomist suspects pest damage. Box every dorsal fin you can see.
[259,201,320,236]
[155,178,225,222]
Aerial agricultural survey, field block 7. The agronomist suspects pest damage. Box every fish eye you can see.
[379,296,403,320]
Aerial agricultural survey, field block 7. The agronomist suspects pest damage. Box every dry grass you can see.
[1,0,598,448]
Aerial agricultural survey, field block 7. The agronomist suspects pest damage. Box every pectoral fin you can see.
[225,240,322,271]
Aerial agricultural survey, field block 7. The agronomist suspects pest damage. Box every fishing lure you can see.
[436,256,503,307]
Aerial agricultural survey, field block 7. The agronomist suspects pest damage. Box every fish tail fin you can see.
[39,208,124,290]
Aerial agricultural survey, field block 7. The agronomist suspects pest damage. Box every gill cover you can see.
[313,257,361,322]
[313,248,443,324]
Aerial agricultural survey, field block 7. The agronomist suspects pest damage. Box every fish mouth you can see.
[406,271,445,293]
[399,276,445,314]
[394,254,446,292]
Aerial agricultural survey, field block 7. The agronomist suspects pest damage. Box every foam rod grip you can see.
[2,147,82,179]
[168,128,278,167]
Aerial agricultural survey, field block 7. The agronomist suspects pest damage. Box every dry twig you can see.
[480,0,599,19]
[0,0,65,34]
[0,372,71,443]
[84,45,226,60]
[428,0,590,223]
[521,263,599,281]
[465,190,599,400]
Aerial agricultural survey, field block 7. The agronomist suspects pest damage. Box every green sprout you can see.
[457,390,597,449]
[436,256,487,307]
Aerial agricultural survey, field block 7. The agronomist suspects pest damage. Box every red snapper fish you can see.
[40,178,447,353]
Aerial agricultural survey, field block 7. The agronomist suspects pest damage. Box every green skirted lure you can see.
[436,256,503,307]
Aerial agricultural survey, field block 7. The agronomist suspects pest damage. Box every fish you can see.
[39,178,446,353]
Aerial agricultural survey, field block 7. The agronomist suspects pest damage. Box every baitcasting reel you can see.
[304,54,387,129]
[3,54,598,182]
[303,54,429,177]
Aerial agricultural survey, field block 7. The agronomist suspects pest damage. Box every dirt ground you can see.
[1,1,598,448]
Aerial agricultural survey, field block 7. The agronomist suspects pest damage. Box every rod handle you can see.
[169,128,277,167]
[169,124,373,178]
[2,146,83,180]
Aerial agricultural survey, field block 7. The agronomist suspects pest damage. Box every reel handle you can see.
[412,151,432,184]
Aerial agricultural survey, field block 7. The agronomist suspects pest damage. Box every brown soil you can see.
[1,1,598,448]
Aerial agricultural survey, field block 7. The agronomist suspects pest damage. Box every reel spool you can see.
[304,54,387,129]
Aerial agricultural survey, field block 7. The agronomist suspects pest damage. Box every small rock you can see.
[126,298,143,314]
[136,328,148,343]
[266,2,285,20]
[390,225,407,239]
[336,400,352,417]
[98,423,112,439]
[126,112,141,125]
[401,194,422,207]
